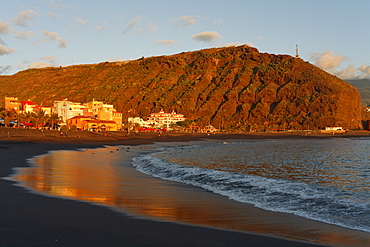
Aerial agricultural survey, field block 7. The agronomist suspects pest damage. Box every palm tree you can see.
[0,110,16,127]
[32,110,48,128]
[47,113,63,129]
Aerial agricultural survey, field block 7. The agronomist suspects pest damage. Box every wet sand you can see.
[1,130,368,246]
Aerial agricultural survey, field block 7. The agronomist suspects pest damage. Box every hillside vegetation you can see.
[0,45,364,130]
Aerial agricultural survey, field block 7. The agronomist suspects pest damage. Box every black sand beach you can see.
[2,130,366,246]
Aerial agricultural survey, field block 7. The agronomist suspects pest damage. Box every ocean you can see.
[8,137,370,246]
[133,138,370,233]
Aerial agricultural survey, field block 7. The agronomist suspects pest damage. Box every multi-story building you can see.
[128,110,186,129]
[146,110,186,128]
[112,111,123,130]
[20,101,52,115]
[4,97,20,111]
[82,119,118,132]
[53,99,86,124]
[21,100,35,113]
[84,100,108,117]
[3,96,123,131]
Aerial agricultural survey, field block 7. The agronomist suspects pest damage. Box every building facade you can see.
[146,110,186,128]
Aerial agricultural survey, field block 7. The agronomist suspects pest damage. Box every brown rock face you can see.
[0,45,364,130]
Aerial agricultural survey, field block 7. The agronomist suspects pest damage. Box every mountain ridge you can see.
[0,45,364,130]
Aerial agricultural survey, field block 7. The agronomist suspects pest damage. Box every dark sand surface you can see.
[2,129,365,246]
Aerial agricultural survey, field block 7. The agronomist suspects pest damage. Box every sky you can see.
[1,0,370,79]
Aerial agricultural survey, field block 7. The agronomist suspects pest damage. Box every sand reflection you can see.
[12,144,370,247]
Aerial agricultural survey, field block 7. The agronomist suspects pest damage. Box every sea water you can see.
[132,137,370,234]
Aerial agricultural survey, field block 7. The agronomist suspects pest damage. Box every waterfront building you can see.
[4,97,20,111]
[53,99,86,124]
[146,110,186,128]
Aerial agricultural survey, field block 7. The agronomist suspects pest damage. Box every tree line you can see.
[0,109,63,129]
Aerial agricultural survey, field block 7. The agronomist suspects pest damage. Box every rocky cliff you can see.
[0,45,364,130]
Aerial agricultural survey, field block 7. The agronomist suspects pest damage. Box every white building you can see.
[53,99,86,124]
[147,110,186,128]
[128,110,186,129]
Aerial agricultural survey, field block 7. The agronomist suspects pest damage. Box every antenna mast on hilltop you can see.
[295,44,300,58]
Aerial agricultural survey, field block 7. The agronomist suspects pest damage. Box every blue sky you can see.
[1,0,370,79]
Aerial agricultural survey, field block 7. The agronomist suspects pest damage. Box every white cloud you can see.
[156,39,178,46]
[134,23,158,35]
[0,44,16,55]
[309,51,370,79]
[14,31,35,40]
[223,42,242,47]
[309,51,345,71]
[28,56,58,69]
[43,30,67,48]
[42,55,58,63]
[13,9,38,27]
[95,22,109,33]
[192,31,222,43]
[149,25,158,33]
[108,57,129,62]
[122,16,142,34]
[211,19,224,26]
[358,64,370,79]
[76,18,87,26]
[176,15,196,29]
[334,65,358,80]
[46,12,59,20]
[222,42,255,48]
[28,61,52,69]
[0,65,11,74]
[46,1,74,12]
[0,19,10,34]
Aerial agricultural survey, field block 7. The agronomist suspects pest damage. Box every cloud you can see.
[42,55,58,63]
[309,51,345,70]
[46,12,60,20]
[45,1,74,20]
[47,1,68,11]
[211,19,224,26]
[0,65,11,74]
[76,18,87,26]
[309,51,370,79]
[28,61,52,69]
[156,39,178,46]
[13,9,38,27]
[134,23,158,35]
[28,56,58,69]
[334,65,358,80]
[223,42,242,47]
[0,20,10,34]
[14,31,35,40]
[0,44,16,55]
[46,0,75,12]
[358,64,370,79]
[176,15,196,29]
[43,31,67,48]
[192,31,222,43]
[122,16,142,34]
[108,57,130,62]
[95,22,109,33]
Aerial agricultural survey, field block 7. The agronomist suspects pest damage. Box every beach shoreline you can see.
[1,130,368,246]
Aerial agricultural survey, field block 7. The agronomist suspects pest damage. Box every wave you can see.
[132,149,370,233]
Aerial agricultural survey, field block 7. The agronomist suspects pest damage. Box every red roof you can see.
[21,101,34,106]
